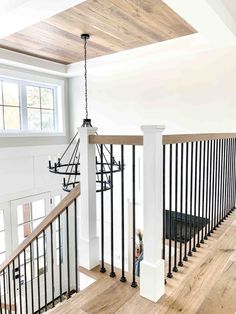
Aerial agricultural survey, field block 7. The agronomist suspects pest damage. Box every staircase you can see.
[1,129,236,314]
[0,184,80,314]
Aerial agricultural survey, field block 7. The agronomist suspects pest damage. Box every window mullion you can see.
[20,82,28,131]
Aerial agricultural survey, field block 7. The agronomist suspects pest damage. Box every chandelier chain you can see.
[84,36,88,119]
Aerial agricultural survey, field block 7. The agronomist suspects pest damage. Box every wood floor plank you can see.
[48,211,236,314]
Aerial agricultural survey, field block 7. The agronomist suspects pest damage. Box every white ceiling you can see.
[0,0,28,16]
[223,0,236,20]
[0,0,86,39]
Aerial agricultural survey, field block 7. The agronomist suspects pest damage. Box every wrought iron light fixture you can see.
[48,34,121,192]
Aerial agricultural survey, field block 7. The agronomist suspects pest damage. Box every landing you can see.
[49,211,236,314]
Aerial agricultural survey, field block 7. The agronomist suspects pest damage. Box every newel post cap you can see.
[141,125,165,133]
[77,126,98,134]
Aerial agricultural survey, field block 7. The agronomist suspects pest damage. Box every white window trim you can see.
[0,67,66,137]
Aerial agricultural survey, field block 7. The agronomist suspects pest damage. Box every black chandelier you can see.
[48,34,121,192]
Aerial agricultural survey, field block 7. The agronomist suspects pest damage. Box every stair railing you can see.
[163,133,236,279]
[0,184,80,314]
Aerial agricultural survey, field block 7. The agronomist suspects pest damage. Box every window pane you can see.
[0,106,3,130]
[0,83,2,105]
[42,110,54,131]
[4,106,20,129]
[0,231,5,253]
[17,205,24,225]
[54,195,61,207]
[32,199,45,220]
[28,108,41,130]
[0,253,5,264]
[0,210,4,231]
[41,88,54,109]
[2,81,19,106]
[26,86,40,108]
[32,218,43,229]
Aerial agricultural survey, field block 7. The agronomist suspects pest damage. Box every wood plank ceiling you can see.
[0,0,196,64]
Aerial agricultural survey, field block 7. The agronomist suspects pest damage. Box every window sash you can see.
[0,76,58,132]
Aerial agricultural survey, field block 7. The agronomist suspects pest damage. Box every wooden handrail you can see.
[163,133,236,144]
[89,133,236,146]
[0,184,80,273]
[89,135,143,146]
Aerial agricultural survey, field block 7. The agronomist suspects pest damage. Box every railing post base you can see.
[79,237,100,270]
[140,260,165,302]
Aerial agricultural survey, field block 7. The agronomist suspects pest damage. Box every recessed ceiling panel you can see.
[0,0,196,64]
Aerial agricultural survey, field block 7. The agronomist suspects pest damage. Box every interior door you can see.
[10,192,52,313]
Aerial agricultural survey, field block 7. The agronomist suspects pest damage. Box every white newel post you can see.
[140,125,165,302]
[79,126,100,270]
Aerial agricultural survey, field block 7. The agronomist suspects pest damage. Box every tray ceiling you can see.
[0,0,196,64]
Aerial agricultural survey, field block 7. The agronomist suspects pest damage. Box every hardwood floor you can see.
[48,211,236,314]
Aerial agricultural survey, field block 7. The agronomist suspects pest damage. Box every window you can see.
[0,210,6,264]
[0,77,60,133]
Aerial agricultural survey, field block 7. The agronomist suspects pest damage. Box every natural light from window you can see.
[0,77,62,133]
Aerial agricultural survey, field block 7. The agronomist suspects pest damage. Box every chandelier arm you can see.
[65,138,80,175]
[66,139,80,187]
[60,131,79,160]
[96,144,110,185]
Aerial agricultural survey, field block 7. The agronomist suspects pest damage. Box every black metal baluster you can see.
[74,199,79,291]
[178,143,184,266]
[184,142,189,260]
[222,139,227,220]
[50,223,55,308]
[233,139,236,209]
[201,141,206,244]
[163,145,166,261]
[120,145,126,282]
[0,272,2,314]
[207,141,213,236]
[173,144,178,272]
[30,243,34,314]
[234,139,236,209]
[211,141,216,233]
[58,215,63,302]
[226,139,230,217]
[225,139,229,216]
[110,145,115,278]
[66,207,70,299]
[100,144,106,273]
[229,139,232,212]
[12,260,17,314]
[43,230,47,310]
[188,142,194,256]
[36,237,40,313]
[167,144,173,277]
[23,249,28,314]
[230,139,234,211]
[220,139,225,223]
[204,141,210,240]
[217,140,222,225]
[3,269,6,313]
[131,145,137,288]
[214,140,219,230]
[193,142,198,252]
[7,265,12,314]
[196,141,202,248]
[18,255,22,314]
[216,139,222,227]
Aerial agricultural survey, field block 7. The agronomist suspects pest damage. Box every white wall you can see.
[69,44,236,135]
[0,144,66,203]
